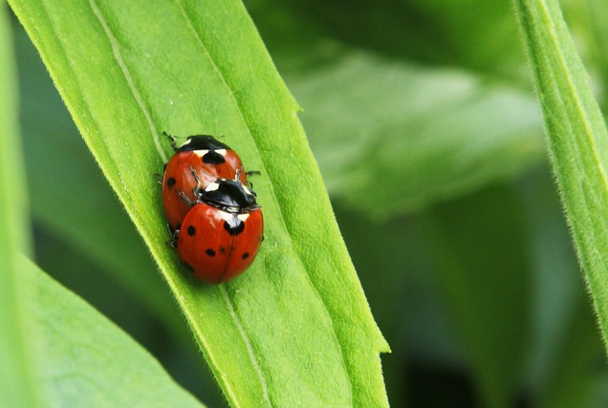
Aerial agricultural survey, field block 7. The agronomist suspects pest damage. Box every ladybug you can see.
[161,133,251,232]
[175,173,264,284]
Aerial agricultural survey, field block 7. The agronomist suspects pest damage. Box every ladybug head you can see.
[178,135,231,152]
[199,179,259,213]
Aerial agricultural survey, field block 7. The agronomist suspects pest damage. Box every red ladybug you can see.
[176,177,264,284]
[162,133,249,231]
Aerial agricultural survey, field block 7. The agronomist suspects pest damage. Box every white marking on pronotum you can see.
[215,149,227,156]
[237,213,250,222]
[90,0,167,162]
[219,208,240,219]
[193,149,210,158]
[205,182,220,192]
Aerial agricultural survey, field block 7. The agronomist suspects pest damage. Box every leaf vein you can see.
[89,0,167,163]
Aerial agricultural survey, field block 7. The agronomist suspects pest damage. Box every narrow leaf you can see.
[0,5,40,407]
[514,0,608,351]
[9,0,389,406]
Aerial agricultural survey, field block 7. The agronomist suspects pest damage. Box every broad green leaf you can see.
[286,48,545,216]
[423,185,530,408]
[14,24,182,335]
[9,0,389,406]
[514,0,608,353]
[0,5,40,407]
[19,255,205,408]
[247,1,546,216]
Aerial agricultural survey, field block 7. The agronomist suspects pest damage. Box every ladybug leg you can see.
[154,173,163,184]
[245,170,261,189]
[178,191,197,207]
[163,131,179,151]
[166,223,179,249]
[188,166,203,196]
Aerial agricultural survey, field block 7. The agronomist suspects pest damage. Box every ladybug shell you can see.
[177,203,264,284]
[162,149,247,231]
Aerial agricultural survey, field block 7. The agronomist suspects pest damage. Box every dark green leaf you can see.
[423,185,530,408]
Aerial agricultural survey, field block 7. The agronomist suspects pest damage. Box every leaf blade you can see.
[9,0,389,405]
[514,0,608,350]
[20,256,205,408]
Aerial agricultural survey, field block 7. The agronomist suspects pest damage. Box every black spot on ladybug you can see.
[224,216,245,235]
[242,252,249,260]
[183,262,193,272]
[167,177,176,188]
[202,151,226,165]
[187,226,196,236]
[219,246,226,254]
[205,248,216,257]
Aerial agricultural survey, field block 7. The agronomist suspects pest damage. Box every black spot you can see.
[242,252,249,260]
[224,216,245,235]
[219,246,226,254]
[205,248,216,257]
[183,262,193,272]
[202,151,226,165]
[167,177,176,188]
[187,226,196,236]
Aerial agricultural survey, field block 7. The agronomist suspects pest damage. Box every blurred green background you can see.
[10,0,608,406]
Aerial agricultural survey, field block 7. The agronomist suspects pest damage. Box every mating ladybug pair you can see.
[161,134,264,284]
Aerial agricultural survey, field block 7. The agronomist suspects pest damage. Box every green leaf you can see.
[285,48,545,215]
[20,255,205,408]
[9,0,389,406]
[248,1,546,216]
[514,0,608,353]
[0,5,40,407]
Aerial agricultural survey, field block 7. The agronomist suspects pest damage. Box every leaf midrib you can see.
[169,1,355,403]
